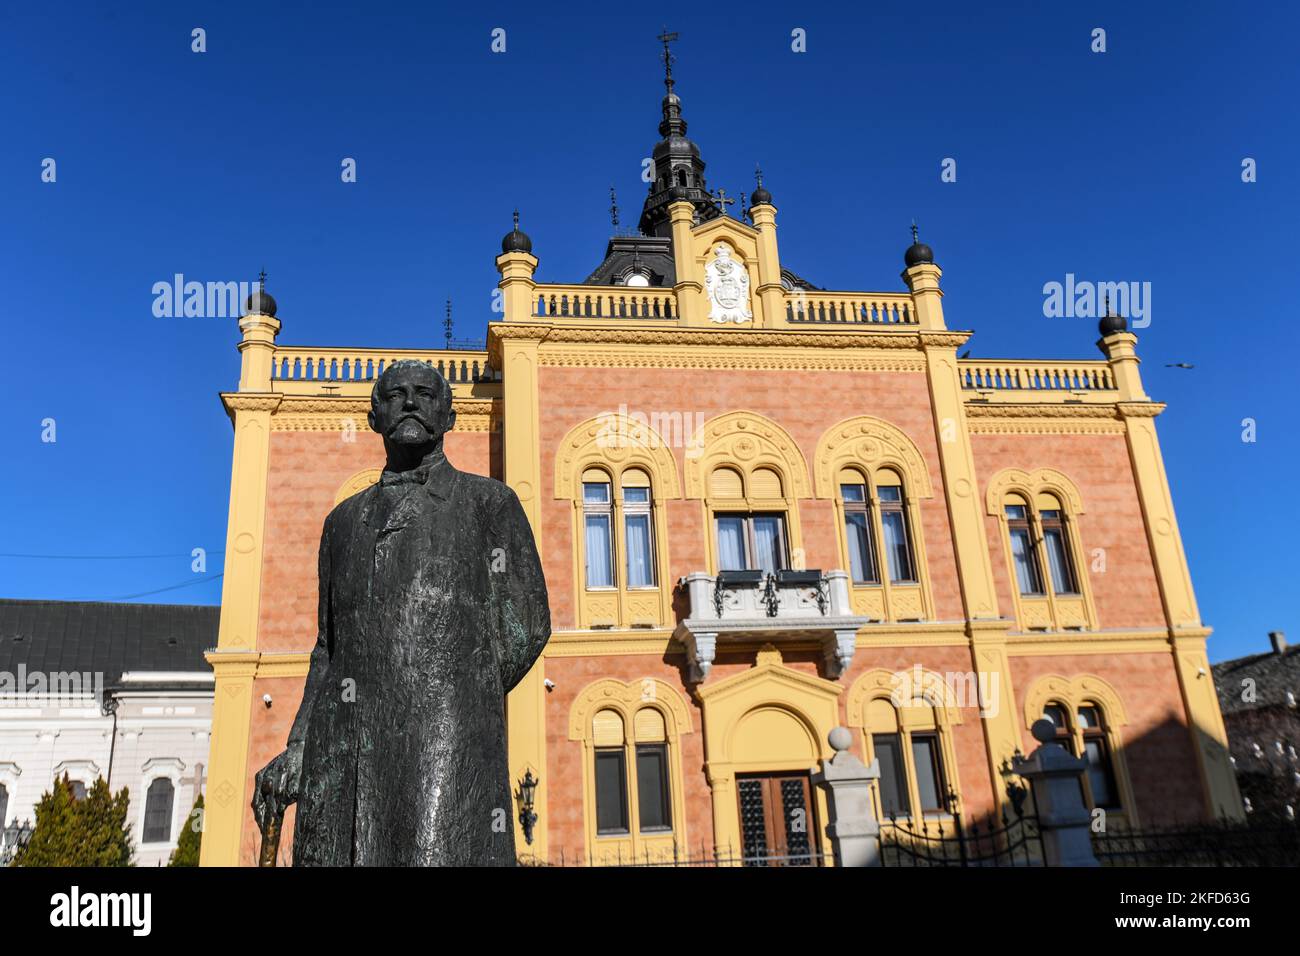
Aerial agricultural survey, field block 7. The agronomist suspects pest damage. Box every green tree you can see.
[168,794,204,866]
[12,774,134,867]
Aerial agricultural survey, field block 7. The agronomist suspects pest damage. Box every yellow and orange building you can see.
[199,64,1241,866]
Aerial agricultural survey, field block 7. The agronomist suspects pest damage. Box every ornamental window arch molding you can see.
[813,416,934,500]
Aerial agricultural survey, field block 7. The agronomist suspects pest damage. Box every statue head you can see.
[368,360,456,448]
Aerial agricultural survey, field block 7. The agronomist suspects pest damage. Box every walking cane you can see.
[258,809,284,867]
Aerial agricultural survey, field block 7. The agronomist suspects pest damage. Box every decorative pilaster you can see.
[489,320,551,855]
[749,200,783,328]
[669,199,703,323]
[203,288,283,866]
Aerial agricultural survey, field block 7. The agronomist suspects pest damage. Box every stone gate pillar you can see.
[812,727,882,867]
[1012,719,1100,867]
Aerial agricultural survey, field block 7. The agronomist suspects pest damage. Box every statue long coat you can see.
[286,453,550,866]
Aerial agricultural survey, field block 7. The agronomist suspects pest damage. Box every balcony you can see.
[674,570,867,683]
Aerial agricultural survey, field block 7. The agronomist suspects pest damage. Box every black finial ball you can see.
[1098,313,1128,336]
[751,184,773,207]
[244,287,277,317]
[904,240,934,268]
[501,226,533,254]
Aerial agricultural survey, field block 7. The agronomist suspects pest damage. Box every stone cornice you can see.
[1116,401,1167,418]
[262,395,497,433]
[220,393,283,419]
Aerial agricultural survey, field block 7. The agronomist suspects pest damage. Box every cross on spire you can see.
[512,209,520,231]
[755,165,764,187]
[258,268,267,290]
[657,29,679,94]
[610,186,620,229]
[711,187,735,217]
[444,298,453,349]
[911,221,919,244]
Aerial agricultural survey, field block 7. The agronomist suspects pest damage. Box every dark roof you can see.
[585,235,676,286]
[0,599,218,687]
[1212,644,1300,715]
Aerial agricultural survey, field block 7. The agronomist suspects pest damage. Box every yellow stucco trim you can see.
[846,668,965,821]
[684,410,812,500]
[985,466,1099,631]
[694,646,840,861]
[567,678,693,862]
[1020,671,1139,824]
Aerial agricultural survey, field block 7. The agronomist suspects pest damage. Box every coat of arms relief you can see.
[705,244,753,323]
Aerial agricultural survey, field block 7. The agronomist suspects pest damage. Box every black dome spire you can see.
[904,222,934,267]
[751,164,772,207]
[501,209,532,254]
[1098,293,1128,336]
[638,31,719,238]
[244,270,277,317]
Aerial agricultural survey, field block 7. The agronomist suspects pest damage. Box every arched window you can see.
[712,466,789,573]
[582,468,614,589]
[864,698,950,820]
[987,470,1094,630]
[836,466,925,621]
[591,706,674,839]
[1044,702,1121,811]
[621,469,656,588]
[142,777,175,843]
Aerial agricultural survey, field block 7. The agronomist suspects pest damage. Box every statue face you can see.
[368,364,455,445]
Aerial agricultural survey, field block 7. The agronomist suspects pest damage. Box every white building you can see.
[0,599,216,866]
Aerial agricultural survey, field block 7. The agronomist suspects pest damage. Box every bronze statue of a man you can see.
[253,360,550,865]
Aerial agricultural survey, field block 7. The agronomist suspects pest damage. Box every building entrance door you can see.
[735,772,818,866]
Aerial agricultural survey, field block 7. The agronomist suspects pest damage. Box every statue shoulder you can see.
[324,483,375,530]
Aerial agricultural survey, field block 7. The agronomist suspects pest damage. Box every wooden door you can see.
[735,773,817,866]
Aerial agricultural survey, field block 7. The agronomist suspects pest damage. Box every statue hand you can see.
[252,745,303,831]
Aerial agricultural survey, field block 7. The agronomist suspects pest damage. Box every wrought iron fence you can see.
[1092,818,1300,867]
[879,807,1046,867]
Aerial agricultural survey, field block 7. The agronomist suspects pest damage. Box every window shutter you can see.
[634,707,667,743]
[710,467,744,498]
[866,698,899,733]
[592,709,625,747]
[750,467,783,499]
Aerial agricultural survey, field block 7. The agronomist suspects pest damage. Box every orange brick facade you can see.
[215,339,1231,865]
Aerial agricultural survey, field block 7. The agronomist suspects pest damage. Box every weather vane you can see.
[657,29,679,93]
[610,186,620,230]
[444,298,453,349]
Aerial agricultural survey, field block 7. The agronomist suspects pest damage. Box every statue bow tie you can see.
[380,468,429,487]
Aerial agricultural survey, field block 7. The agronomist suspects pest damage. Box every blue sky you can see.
[0,2,1295,662]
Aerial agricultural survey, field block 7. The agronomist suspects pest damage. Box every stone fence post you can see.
[1011,718,1100,866]
[812,727,882,867]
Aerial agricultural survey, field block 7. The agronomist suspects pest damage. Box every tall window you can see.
[143,778,175,843]
[1044,702,1121,811]
[716,514,787,572]
[841,480,879,584]
[839,468,917,585]
[591,707,674,840]
[877,478,916,583]
[0,782,8,827]
[1004,493,1080,598]
[621,471,655,588]
[1040,506,1078,594]
[582,468,658,592]
[865,699,950,819]
[67,779,87,801]
[583,472,614,588]
[1005,498,1044,595]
